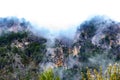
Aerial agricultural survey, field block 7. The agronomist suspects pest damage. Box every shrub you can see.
[39,69,60,80]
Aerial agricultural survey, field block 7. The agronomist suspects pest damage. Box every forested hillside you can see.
[0,16,119,80]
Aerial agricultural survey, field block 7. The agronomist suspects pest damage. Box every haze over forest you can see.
[0,15,119,80]
[0,0,120,80]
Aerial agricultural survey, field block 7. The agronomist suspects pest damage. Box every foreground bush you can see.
[39,69,60,80]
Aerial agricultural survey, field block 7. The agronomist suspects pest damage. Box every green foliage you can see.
[24,42,46,63]
[79,21,97,39]
[0,30,47,79]
[79,39,103,62]
[39,69,60,80]
[0,31,28,45]
[12,46,19,53]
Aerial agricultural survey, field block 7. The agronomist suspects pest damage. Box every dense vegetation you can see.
[0,31,47,79]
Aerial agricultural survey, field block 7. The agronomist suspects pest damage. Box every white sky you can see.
[0,0,120,30]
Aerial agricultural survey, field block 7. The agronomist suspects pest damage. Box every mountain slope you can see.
[0,16,119,80]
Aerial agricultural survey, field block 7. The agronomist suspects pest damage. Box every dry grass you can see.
[81,63,120,80]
